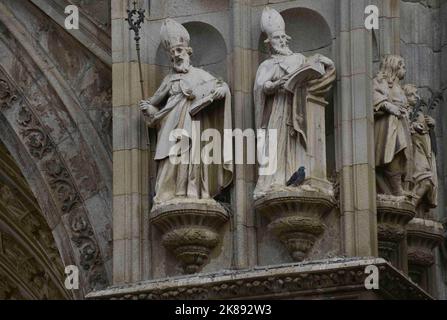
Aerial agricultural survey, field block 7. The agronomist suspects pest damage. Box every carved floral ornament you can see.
[0,75,109,291]
[0,182,62,267]
[0,78,17,110]
[0,232,65,299]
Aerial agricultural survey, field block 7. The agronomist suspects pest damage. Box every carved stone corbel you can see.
[255,189,335,262]
[376,195,416,268]
[406,218,444,289]
[150,200,229,274]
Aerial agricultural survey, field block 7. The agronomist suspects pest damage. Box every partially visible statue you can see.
[140,19,233,205]
[373,55,413,196]
[253,7,335,197]
[404,84,438,216]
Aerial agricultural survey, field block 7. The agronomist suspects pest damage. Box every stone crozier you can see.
[254,186,335,262]
[150,199,229,274]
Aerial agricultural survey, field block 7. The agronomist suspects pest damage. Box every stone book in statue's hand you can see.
[189,95,214,117]
[189,79,220,117]
[283,61,325,93]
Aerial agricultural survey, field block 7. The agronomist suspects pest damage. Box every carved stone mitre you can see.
[160,18,190,51]
[261,6,285,39]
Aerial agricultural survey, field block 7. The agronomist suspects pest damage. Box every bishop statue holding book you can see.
[140,19,233,206]
[254,7,336,197]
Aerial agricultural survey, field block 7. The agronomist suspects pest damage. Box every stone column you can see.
[111,0,151,284]
[378,0,400,55]
[336,0,378,257]
[440,0,447,300]
[230,0,257,269]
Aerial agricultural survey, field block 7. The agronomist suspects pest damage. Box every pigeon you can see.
[286,166,306,187]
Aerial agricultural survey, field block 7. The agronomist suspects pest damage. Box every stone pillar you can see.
[111,0,151,284]
[440,0,447,300]
[336,0,378,257]
[378,0,400,55]
[229,0,257,269]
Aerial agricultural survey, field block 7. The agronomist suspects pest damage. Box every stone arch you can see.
[0,0,112,296]
[0,140,74,299]
[155,21,228,84]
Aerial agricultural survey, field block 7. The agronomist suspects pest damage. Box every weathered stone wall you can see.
[112,0,380,286]
[400,0,447,299]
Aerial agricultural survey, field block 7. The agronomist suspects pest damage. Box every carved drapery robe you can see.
[411,111,438,207]
[253,53,308,196]
[373,77,413,190]
[144,67,233,204]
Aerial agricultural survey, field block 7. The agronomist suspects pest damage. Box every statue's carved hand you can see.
[140,100,151,116]
[414,122,425,133]
[317,55,335,69]
[399,106,410,118]
[264,78,286,94]
[289,126,297,137]
[385,102,402,118]
[425,115,435,127]
[140,100,159,126]
[212,85,228,100]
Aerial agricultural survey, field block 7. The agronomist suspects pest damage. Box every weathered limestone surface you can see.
[87,258,432,300]
[0,0,446,300]
[0,0,112,297]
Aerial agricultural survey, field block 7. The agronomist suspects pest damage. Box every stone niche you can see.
[254,7,340,266]
[149,21,232,279]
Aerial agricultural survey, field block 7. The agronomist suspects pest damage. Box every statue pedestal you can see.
[150,199,229,274]
[376,195,416,270]
[254,188,335,262]
[406,218,444,289]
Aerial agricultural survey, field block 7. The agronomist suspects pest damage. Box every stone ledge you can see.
[87,258,432,300]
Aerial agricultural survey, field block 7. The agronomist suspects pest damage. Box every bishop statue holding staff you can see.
[140,19,233,205]
[254,7,336,197]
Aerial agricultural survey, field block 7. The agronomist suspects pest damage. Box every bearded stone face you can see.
[169,46,191,73]
[269,31,293,56]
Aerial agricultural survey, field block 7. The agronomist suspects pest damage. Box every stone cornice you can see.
[87,258,432,300]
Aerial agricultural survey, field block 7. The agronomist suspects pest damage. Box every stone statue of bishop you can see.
[140,19,233,206]
[254,7,336,198]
